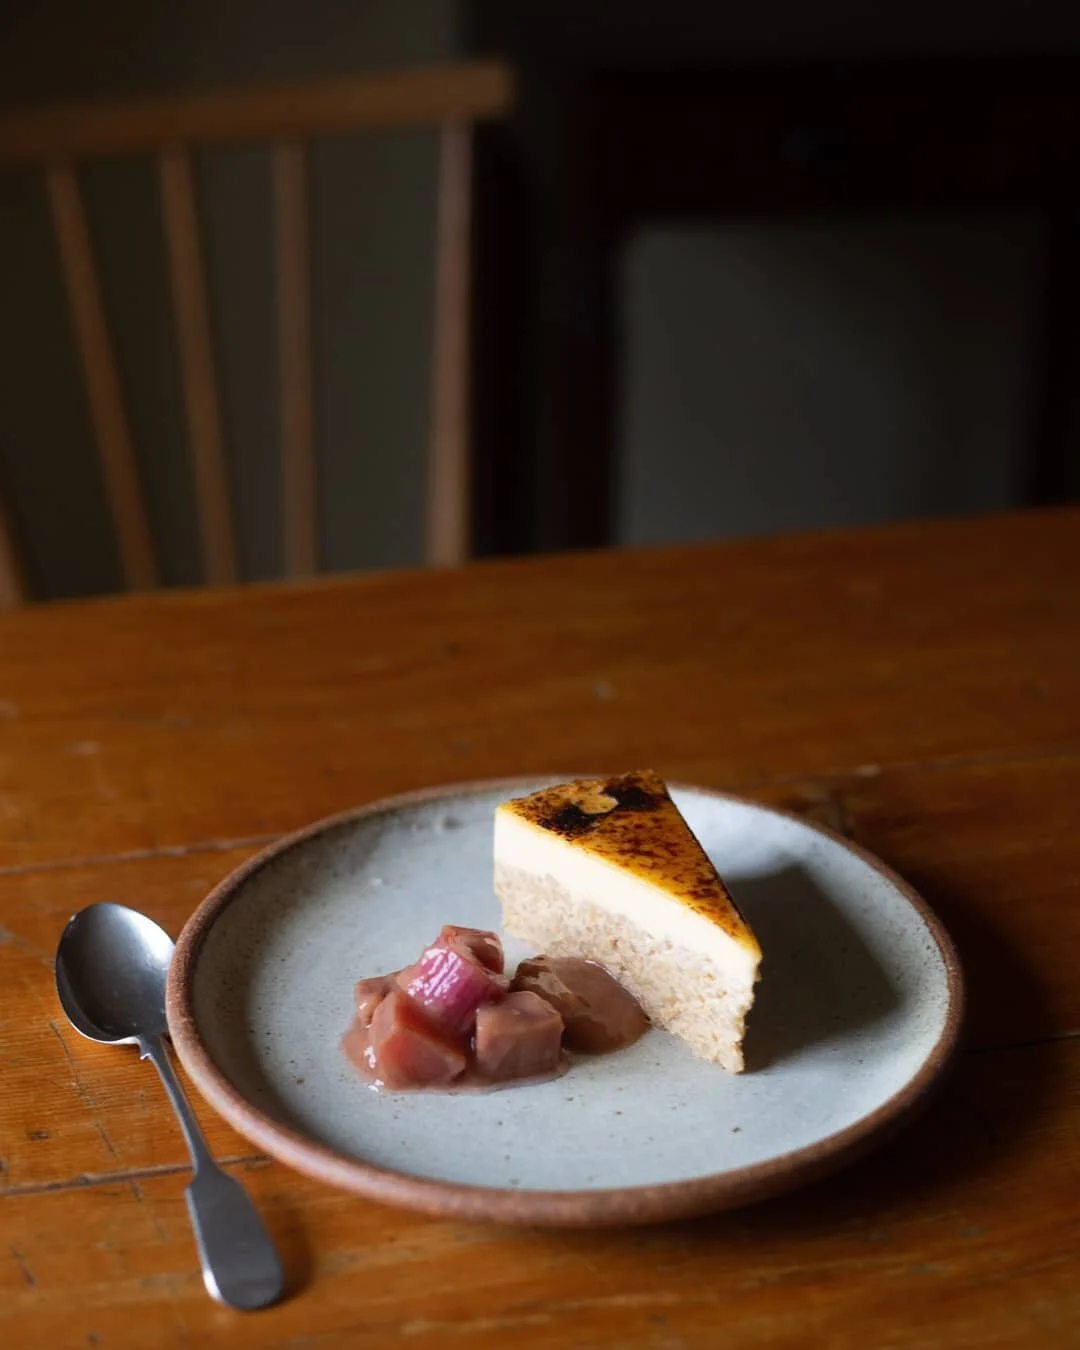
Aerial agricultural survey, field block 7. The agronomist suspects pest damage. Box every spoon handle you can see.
[141,1035,285,1310]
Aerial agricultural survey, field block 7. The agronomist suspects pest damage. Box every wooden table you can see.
[2,508,1079,1348]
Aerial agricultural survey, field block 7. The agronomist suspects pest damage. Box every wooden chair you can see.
[0,60,514,605]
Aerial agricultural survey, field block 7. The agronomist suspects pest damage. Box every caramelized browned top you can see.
[500,771,761,956]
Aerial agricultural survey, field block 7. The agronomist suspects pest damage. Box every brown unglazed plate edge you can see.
[165,777,966,1228]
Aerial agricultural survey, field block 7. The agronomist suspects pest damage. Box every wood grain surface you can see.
[1,507,1079,1347]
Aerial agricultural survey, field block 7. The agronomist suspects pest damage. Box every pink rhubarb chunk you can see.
[400,930,505,1034]
[366,991,467,1090]
[436,924,504,974]
[474,990,565,1082]
[353,973,400,1028]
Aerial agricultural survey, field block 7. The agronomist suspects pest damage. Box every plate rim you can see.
[166,777,966,1227]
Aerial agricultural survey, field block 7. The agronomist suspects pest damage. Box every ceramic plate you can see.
[167,780,963,1226]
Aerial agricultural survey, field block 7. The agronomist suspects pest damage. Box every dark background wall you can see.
[2,2,1079,597]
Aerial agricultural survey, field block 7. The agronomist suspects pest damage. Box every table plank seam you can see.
[0,831,278,881]
[0,1152,268,1202]
[747,741,1080,789]
[5,740,1080,882]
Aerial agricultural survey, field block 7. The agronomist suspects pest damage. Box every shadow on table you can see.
[730,865,900,1072]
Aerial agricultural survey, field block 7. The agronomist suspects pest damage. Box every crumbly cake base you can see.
[496,862,755,1073]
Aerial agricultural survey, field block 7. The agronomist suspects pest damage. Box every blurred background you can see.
[1,1,1078,600]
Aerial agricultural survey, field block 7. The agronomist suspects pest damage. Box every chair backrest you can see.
[0,60,513,605]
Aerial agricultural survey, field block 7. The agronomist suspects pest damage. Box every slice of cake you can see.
[494,771,761,1072]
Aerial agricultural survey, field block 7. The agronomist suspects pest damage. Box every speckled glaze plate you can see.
[167,779,963,1227]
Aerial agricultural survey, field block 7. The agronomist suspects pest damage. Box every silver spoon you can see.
[55,902,285,1310]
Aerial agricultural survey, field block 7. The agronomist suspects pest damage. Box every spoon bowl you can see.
[56,902,173,1044]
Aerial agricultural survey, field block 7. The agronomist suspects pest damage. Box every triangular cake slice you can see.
[494,771,761,1072]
